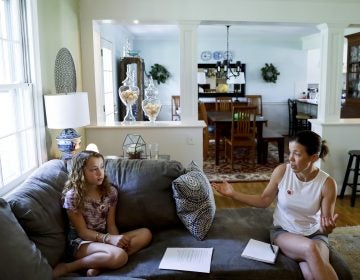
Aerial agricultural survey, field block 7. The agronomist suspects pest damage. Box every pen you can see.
[270,243,275,254]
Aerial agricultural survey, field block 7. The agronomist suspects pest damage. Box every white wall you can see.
[134,34,307,134]
[135,37,180,121]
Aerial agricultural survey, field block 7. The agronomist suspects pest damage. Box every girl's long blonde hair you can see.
[62,150,112,210]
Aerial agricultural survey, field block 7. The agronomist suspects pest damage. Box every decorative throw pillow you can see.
[186,160,203,173]
[105,158,185,231]
[0,198,52,279]
[6,159,69,267]
[172,164,216,240]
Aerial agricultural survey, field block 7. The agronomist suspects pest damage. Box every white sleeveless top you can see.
[273,164,329,236]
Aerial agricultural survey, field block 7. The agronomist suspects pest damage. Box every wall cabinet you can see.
[197,63,246,98]
[118,57,145,121]
[342,32,360,118]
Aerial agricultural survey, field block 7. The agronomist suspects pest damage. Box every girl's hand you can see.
[108,234,131,251]
[320,213,339,234]
[212,181,234,198]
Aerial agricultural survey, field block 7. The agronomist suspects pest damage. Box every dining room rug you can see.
[203,142,288,182]
[329,225,360,279]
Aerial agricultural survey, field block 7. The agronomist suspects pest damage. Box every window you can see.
[0,0,42,194]
[101,41,115,122]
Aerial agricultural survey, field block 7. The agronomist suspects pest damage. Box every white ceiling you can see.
[122,22,320,40]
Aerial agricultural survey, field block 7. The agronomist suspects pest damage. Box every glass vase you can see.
[142,76,161,123]
[119,67,139,123]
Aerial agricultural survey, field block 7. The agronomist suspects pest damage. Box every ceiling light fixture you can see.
[216,25,242,80]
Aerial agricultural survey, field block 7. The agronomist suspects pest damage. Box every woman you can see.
[213,131,339,280]
[53,150,152,277]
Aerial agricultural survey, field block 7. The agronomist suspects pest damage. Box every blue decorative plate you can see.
[201,51,212,61]
[213,51,223,60]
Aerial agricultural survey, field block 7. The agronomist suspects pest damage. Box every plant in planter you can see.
[261,63,280,83]
[149,63,170,84]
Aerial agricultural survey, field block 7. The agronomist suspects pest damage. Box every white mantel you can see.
[85,121,205,168]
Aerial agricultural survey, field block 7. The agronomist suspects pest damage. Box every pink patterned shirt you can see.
[63,186,118,232]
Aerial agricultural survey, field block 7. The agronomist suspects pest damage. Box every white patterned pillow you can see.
[172,169,216,240]
[186,160,202,173]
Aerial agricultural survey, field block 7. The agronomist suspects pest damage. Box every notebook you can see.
[241,238,279,264]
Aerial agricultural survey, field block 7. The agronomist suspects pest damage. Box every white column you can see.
[178,22,200,121]
[316,23,347,122]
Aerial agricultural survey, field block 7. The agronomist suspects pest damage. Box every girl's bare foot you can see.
[53,262,69,278]
[87,268,101,276]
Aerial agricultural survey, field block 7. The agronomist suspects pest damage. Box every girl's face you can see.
[83,156,105,187]
[288,141,317,173]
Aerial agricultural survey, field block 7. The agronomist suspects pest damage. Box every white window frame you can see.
[0,0,46,196]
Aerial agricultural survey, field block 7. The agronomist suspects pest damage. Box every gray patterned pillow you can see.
[172,168,216,240]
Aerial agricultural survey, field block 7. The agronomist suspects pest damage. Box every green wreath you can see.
[149,63,170,84]
[261,63,280,83]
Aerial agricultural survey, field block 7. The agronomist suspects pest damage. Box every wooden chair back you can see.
[224,105,257,169]
[246,95,263,116]
[171,95,180,120]
[231,105,257,140]
[215,96,233,111]
[198,102,211,159]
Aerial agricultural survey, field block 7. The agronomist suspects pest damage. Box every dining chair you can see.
[224,105,257,169]
[198,102,216,160]
[288,98,311,135]
[246,95,263,116]
[171,95,180,120]
[215,96,233,111]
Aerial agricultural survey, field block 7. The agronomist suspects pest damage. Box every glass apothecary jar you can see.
[142,77,162,123]
[119,66,139,123]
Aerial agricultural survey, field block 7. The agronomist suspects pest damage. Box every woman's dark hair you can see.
[290,130,329,159]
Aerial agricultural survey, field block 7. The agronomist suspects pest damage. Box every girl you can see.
[213,131,339,280]
[53,150,152,277]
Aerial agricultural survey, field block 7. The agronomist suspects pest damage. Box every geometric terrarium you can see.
[122,134,146,159]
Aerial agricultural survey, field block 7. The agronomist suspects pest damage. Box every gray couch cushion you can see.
[104,159,185,231]
[0,198,52,279]
[172,169,216,240]
[6,159,68,267]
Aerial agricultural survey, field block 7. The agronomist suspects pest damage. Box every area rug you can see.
[203,143,288,182]
[329,226,360,279]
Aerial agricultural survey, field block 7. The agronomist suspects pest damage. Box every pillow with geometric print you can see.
[172,161,216,240]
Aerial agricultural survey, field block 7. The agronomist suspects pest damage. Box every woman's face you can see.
[288,141,317,173]
[83,156,105,186]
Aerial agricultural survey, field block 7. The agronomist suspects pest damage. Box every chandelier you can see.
[216,25,242,80]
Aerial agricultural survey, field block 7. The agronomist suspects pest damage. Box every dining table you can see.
[207,111,268,165]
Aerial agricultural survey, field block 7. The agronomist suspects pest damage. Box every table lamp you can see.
[44,92,90,160]
[227,72,246,100]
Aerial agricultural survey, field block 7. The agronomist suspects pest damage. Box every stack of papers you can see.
[241,239,279,264]
[159,247,213,273]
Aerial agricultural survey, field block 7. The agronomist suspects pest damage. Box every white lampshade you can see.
[44,92,90,129]
[227,72,246,84]
[197,72,207,84]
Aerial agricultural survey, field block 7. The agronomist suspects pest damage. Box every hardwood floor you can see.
[213,181,360,227]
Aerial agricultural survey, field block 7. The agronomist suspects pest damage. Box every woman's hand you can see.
[212,181,234,198]
[108,234,131,252]
[320,213,339,234]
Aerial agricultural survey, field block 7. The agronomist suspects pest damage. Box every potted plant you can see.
[261,63,280,83]
[149,63,170,84]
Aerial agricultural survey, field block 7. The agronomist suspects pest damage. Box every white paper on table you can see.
[159,247,213,273]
